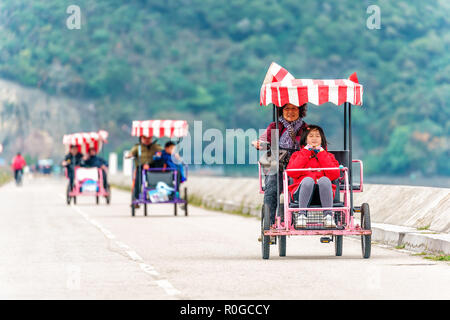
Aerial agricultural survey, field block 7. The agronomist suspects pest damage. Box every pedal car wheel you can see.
[184,187,188,216]
[144,203,147,216]
[261,204,270,259]
[278,236,286,257]
[73,196,77,205]
[96,196,99,205]
[277,204,286,257]
[174,203,177,216]
[131,204,135,217]
[334,235,343,256]
[105,185,111,205]
[361,203,371,259]
[66,184,71,205]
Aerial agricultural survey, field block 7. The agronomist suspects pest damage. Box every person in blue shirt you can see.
[154,141,186,185]
[82,147,109,190]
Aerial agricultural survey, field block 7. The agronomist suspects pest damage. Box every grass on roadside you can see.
[0,169,12,186]
[412,251,450,261]
[424,254,450,261]
[110,183,257,218]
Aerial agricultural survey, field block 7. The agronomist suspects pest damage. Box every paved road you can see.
[0,176,449,299]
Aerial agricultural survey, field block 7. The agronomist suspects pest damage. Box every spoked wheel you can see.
[334,235,343,256]
[66,184,71,205]
[361,203,371,259]
[261,204,271,259]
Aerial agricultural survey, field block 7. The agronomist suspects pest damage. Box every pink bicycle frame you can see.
[263,166,371,236]
[352,159,363,192]
[69,166,109,197]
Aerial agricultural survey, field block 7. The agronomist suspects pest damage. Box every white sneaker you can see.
[323,214,334,227]
[297,213,307,227]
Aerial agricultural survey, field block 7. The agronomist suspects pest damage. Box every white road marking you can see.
[139,263,159,276]
[115,241,130,250]
[59,194,182,298]
[126,250,143,262]
[155,279,181,296]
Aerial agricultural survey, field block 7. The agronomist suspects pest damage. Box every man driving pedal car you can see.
[62,145,83,190]
[126,135,162,208]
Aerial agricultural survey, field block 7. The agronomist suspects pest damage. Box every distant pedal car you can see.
[258,63,371,259]
[63,130,111,205]
[130,120,189,217]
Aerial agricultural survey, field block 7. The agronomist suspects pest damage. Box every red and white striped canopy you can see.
[131,120,189,138]
[260,62,363,107]
[62,130,108,154]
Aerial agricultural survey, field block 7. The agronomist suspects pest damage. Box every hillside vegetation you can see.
[0,0,449,175]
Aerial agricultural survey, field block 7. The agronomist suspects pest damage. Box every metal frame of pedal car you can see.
[131,165,188,217]
[259,101,372,259]
[130,120,189,217]
[66,166,111,205]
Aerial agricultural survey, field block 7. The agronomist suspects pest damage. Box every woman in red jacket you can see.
[286,125,340,222]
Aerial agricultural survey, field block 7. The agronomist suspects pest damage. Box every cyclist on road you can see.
[11,152,26,185]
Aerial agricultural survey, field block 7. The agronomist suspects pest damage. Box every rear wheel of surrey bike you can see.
[184,187,188,216]
[261,204,270,260]
[66,184,71,205]
[277,204,286,257]
[278,236,286,257]
[361,203,371,259]
[105,185,111,205]
[334,235,343,256]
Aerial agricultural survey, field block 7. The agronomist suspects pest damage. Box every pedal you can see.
[320,237,332,243]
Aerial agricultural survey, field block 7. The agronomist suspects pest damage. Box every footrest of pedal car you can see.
[320,237,332,243]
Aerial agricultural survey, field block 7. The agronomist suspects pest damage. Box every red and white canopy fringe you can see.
[260,62,363,107]
[62,130,108,153]
[131,120,188,138]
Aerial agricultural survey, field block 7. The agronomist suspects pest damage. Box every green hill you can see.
[0,0,449,175]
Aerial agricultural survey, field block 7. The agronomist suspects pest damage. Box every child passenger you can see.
[154,141,186,183]
[286,125,340,223]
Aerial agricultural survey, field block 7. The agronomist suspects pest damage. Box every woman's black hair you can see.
[277,103,308,119]
[299,125,328,149]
